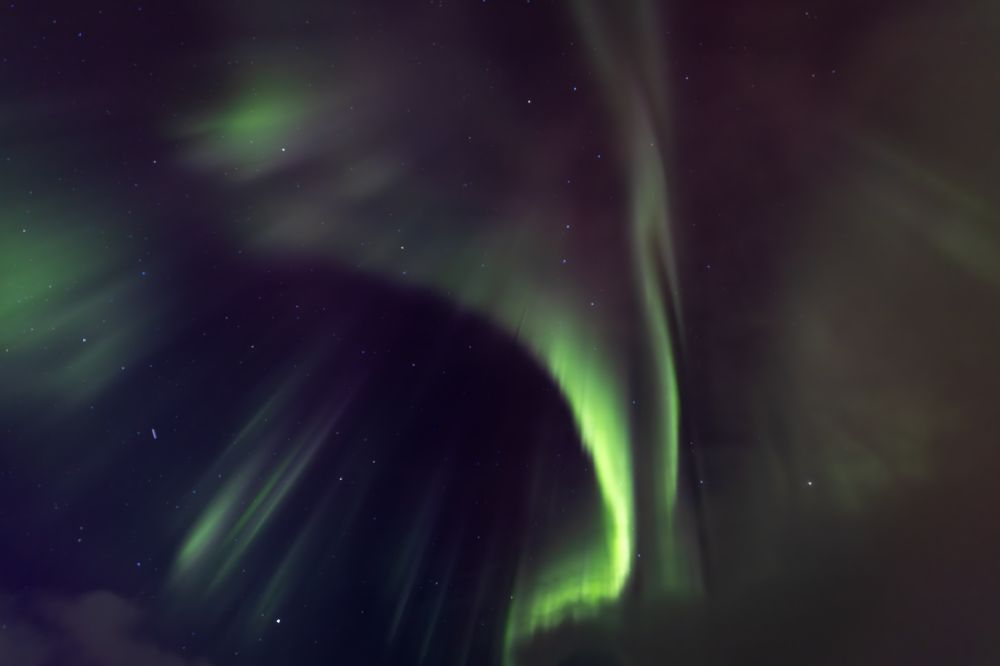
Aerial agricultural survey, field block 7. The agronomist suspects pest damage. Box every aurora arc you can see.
[3,0,1000,664]
[172,0,693,654]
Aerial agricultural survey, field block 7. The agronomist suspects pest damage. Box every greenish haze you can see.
[178,78,310,177]
[173,0,692,655]
[0,202,153,404]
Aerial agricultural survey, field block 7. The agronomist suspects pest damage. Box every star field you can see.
[2,2,1000,665]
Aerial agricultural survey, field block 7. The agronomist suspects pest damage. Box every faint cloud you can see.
[0,590,212,666]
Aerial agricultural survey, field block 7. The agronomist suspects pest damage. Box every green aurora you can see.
[173,2,697,655]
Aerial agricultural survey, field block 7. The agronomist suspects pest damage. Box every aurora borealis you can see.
[3,1,1000,664]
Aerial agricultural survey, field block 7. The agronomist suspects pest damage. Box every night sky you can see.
[2,1,1000,665]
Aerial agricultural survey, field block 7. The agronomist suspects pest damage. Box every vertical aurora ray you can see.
[171,389,290,578]
[387,485,442,645]
[250,490,335,631]
[572,0,696,597]
[170,387,344,603]
[630,127,689,592]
